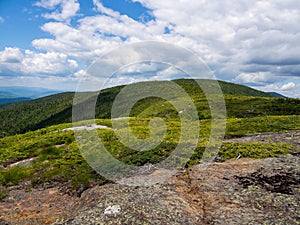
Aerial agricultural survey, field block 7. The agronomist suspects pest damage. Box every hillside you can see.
[0,79,300,224]
[268,92,286,98]
[0,79,299,137]
[0,115,299,224]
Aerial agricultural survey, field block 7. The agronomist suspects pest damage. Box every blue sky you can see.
[0,0,299,97]
[0,0,152,49]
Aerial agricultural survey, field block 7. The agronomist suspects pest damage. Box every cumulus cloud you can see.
[126,0,300,95]
[32,1,166,62]
[280,82,296,91]
[106,62,184,86]
[32,21,123,62]
[0,47,23,63]
[118,62,167,76]
[32,1,300,78]
[0,48,78,76]
[261,81,300,98]
[93,0,121,18]
[234,72,280,86]
[35,0,79,22]
[22,50,78,75]
[74,69,87,78]
[2,0,300,96]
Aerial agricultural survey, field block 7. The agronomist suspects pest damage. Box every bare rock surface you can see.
[1,130,300,224]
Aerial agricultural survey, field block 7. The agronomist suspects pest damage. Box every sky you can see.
[0,0,299,97]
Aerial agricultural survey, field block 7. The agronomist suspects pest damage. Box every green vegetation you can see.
[0,186,6,200]
[226,115,300,137]
[0,79,299,197]
[0,166,34,186]
[1,79,299,136]
[0,92,75,135]
[218,142,294,160]
[0,115,299,192]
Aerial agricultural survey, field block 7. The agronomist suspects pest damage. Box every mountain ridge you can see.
[268,92,286,98]
[0,79,299,136]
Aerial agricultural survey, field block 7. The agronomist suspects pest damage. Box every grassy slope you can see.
[1,79,299,136]
[1,115,300,198]
[135,79,299,119]
[1,79,300,200]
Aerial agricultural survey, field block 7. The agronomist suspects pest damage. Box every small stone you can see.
[104,205,121,215]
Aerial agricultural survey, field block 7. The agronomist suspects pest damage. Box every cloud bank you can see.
[0,0,299,97]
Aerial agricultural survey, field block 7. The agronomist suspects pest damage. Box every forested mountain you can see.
[0,79,299,136]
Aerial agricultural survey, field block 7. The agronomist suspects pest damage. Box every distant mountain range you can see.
[0,86,61,104]
[267,92,286,98]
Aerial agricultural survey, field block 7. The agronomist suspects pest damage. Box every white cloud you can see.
[22,50,78,75]
[32,21,122,62]
[155,66,184,80]
[32,1,166,62]
[0,16,4,24]
[74,69,87,78]
[2,0,300,96]
[118,61,171,76]
[234,72,278,85]
[280,82,296,91]
[35,0,63,8]
[33,1,300,78]
[92,0,121,18]
[260,81,300,98]
[0,48,78,76]
[0,47,23,63]
[35,0,79,22]
[116,62,190,82]
[130,0,300,83]
[102,62,180,86]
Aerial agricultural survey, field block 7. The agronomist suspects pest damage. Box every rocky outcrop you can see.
[1,154,299,225]
[1,130,300,224]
